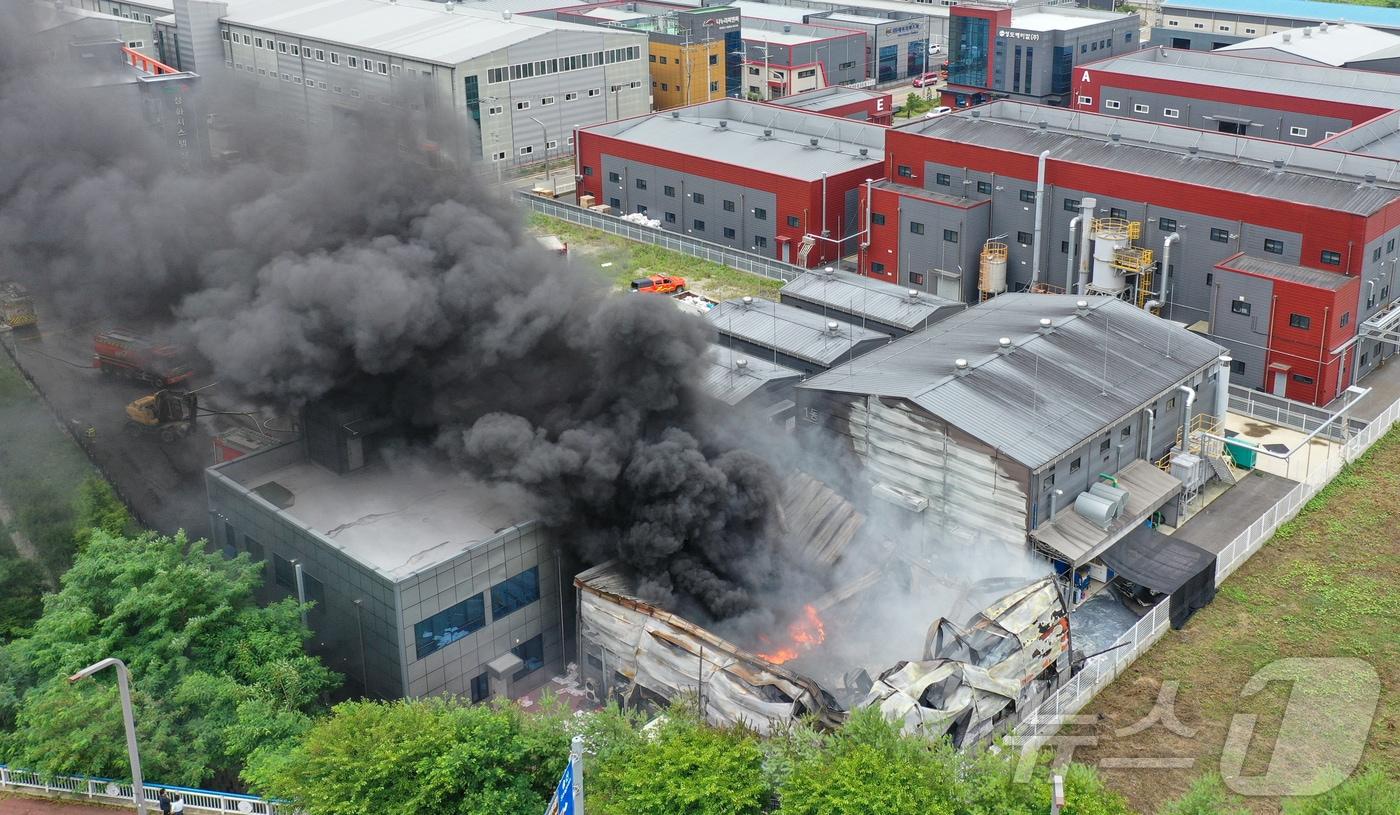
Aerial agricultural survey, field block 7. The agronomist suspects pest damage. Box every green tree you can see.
[589,706,768,815]
[1282,768,1400,815]
[244,697,570,815]
[0,530,337,788]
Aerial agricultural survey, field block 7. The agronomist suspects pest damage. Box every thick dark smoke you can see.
[0,6,787,618]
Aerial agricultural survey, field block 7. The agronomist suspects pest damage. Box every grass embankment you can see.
[527,213,784,301]
[1071,427,1400,813]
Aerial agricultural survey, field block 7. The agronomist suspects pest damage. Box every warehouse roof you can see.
[707,297,890,367]
[800,294,1225,470]
[1083,47,1400,112]
[698,343,805,405]
[900,101,1400,215]
[1162,0,1400,31]
[1217,253,1356,291]
[1012,9,1126,33]
[771,85,888,113]
[780,268,961,333]
[222,0,602,66]
[1219,23,1400,67]
[1320,110,1400,158]
[582,99,885,180]
[870,179,988,208]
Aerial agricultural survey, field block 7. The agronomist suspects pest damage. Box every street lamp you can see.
[69,658,146,815]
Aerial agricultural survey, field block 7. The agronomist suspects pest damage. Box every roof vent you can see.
[1272,158,1285,170]
[824,266,837,276]
[826,320,842,335]
[858,147,869,157]
[1364,173,1377,185]
[1303,27,1312,37]
[671,110,680,119]
[1188,145,1199,155]
[1109,133,1121,143]
[997,336,1013,354]
[783,24,791,32]
[1320,21,1329,32]
[971,110,981,118]
[1282,32,1291,42]
[444,1,454,11]
[908,288,919,300]
[1038,120,1048,130]
[762,128,773,138]
[741,295,754,307]
[1076,299,1090,315]
[502,9,511,19]
[735,357,749,370]
[809,137,820,148]
[1038,317,1053,333]
[954,358,970,376]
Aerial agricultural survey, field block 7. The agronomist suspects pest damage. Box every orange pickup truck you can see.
[630,274,687,294]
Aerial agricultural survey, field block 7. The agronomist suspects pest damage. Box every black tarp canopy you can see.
[1101,524,1217,629]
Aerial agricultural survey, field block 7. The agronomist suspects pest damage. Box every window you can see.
[364,60,374,73]
[541,96,555,106]
[872,262,886,274]
[512,634,545,681]
[871,212,886,225]
[1341,312,1351,327]
[254,36,263,48]
[723,227,736,239]
[588,89,601,97]
[1167,396,1177,410]
[1099,439,1111,454]
[488,105,503,116]
[755,236,768,248]
[693,192,705,204]
[1069,457,1082,473]
[1292,374,1315,385]
[635,204,647,215]
[1134,104,1149,114]
[1230,358,1246,376]
[1061,241,1069,253]
[1120,426,1132,439]
[582,166,593,177]
[1078,95,1093,106]
[1320,250,1342,266]
[491,566,540,620]
[330,52,339,64]
[659,56,668,64]
[565,92,577,101]
[1064,198,1080,213]
[635,178,647,190]
[1264,238,1284,255]
[607,171,621,183]
[723,199,735,212]
[1017,231,1032,246]
[1110,207,1128,219]
[1019,189,1036,203]
[314,48,324,61]
[910,222,925,235]
[664,212,676,224]
[660,83,668,91]
[1389,238,1397,253]
[291,45,301,57]
[1289,313,1312,330]
[303,573,325,611]
[1164,108,1180,119]
[1159,217,1178,232]
[516,100,530,110]
[518,146,533,156]
[935,172,951,186]
[897,165,914,178]
[787,215,801,228]
[279,41,288,54]
[1374,246,1383,262]
[273,554,295,589]
[414,594,486,660]
[753,207,766,220]
[693,219,705,231]
[1210,227,1230,243]
[241,535,264,564]
[1231,300,1252,316]
[663,185,675,198]
[977,181,992,194]
[1104,100,1121,110]
[609,198,620,210]
[910,272,925,285]
[471,672,490,703]
[347,55,357,67]
[1290,126,1308,138]
[944,229,959,243]
[221,29,231,41]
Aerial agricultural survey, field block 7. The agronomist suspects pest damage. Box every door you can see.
[1217,120,1244,135]
[1271,371,1287,397]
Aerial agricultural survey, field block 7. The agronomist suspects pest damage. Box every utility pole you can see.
[69,659,146,815]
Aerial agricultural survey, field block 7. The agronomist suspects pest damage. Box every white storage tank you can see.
[1089,219,1131,294]
[978,241,1008,295]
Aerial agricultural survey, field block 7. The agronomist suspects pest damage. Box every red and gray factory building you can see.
[575,98,885,267]
[862,101,1400,405]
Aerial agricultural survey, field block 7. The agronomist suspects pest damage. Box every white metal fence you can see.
[0,766,287,814]
[518,193,808,283]
[1227,386,1365,441]
[1010,392,1400,752]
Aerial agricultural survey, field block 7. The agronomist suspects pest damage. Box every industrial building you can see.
[1072,47,1400,142]
[867,101,1400,405]
[1217,23,1400,73]
[706,296,890,374]
[739,16,865,100]
[205,404,565,701]
[574,98,885,267]
[769,85,894,125]
[697,342,805,410]
[797,294,1229,570]
[1153,0,1400,51]
[170,0,649,165]
[779,266,962,336]
[536,1,741,109]
[944,2,1140,107]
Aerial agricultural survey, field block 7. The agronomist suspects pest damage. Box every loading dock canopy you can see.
[1100,525,1217,629]
[1031,459,1183,567]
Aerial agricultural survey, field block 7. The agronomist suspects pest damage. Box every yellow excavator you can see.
[124,389,199,442]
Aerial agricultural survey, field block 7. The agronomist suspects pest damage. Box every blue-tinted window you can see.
[907,40,926,77]
[471,672,490,703]
[877,44,898,82]
[492,566,540,620]
[273,553,295,589]
[415,594,486,660]
[512,634,544,681]
[948,15,990,88]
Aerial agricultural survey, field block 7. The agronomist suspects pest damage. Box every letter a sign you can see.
[1081,70,1091,83]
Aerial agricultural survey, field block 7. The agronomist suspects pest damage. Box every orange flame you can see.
[756,604,826,665]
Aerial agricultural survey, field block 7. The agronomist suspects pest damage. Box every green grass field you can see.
[528,213,785,301]
[1070,428,1400,813]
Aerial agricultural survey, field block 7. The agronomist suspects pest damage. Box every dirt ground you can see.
[0,795,120,815]
[1065,428,1400,813]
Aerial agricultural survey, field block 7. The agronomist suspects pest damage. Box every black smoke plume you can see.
[0,5,787,618]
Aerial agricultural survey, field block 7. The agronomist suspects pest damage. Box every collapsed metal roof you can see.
[780,268,963,334]
[800,294,1225,470]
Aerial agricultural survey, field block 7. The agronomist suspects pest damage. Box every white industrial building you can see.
[167,0,650,164]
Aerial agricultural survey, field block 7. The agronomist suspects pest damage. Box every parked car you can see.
[923,106,953,118]
[927,43,943,56]
[630,274,687,294]
[912,72,940,88]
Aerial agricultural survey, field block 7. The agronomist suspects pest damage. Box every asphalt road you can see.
[3,311,247,542]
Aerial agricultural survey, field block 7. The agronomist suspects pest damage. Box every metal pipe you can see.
[1066,214,1082,292]
[1143,407,1155,460]
[1077,197,1097,294]
[863,177,874,274]
[821,172,829,237]
[1048,488,1064,522]
[1031,149,1050,285]
[1155,232,1180,311]
[69,658,146,815]
[1214,355,1232,426]
[1178,384,1196,449]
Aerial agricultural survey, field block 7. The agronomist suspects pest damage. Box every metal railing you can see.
[1227,385,1366,441]
[1011,390,1400,753]
[517,193,806,284]
[0,766,288,814]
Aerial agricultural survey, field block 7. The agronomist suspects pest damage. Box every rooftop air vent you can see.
[502,9,511,19]
[762,128,773,138]
[1076,299,1090,315]
[444,1,454,11]
[954,358,970,376]
[1038,120,1048,130]
[1303,27,1312,37]
[718,120,728,129]
[908,289,920,300]
[1188,145,1199,155]
[1282,32,1291,42]
[783,24,791,32]
[858,147,869,157]
[1320,21,1329,31]
[826,320,842,335]
[1038,317,1053,333]
[1364,173,1377,185]
[809,137,820,148]
[735,357,749,370]
[824,266,837,276]
[971,110,981,118]
[741,295,754,307]
[671,110,680,119]
[997,336,1013,354]
[1272,158,1285,170]
[1109,133,1121,143]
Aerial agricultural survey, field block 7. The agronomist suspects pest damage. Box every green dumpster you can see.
[1225,438,1258,469]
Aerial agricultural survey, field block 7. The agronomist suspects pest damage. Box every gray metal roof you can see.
[1084,48,1400,111]
[800,294,1225,470]
[771,85,888,113]
[707,297,890,366]
[901,101,1400,215]
[1219,23,1400,66]
[221,0,601,66]
[698,343,805,405]
[1219,254,1355,291]
[872,179,988,208]
[583,99,885,181]
[780,268,962,332]
[1320,110,1400,159]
